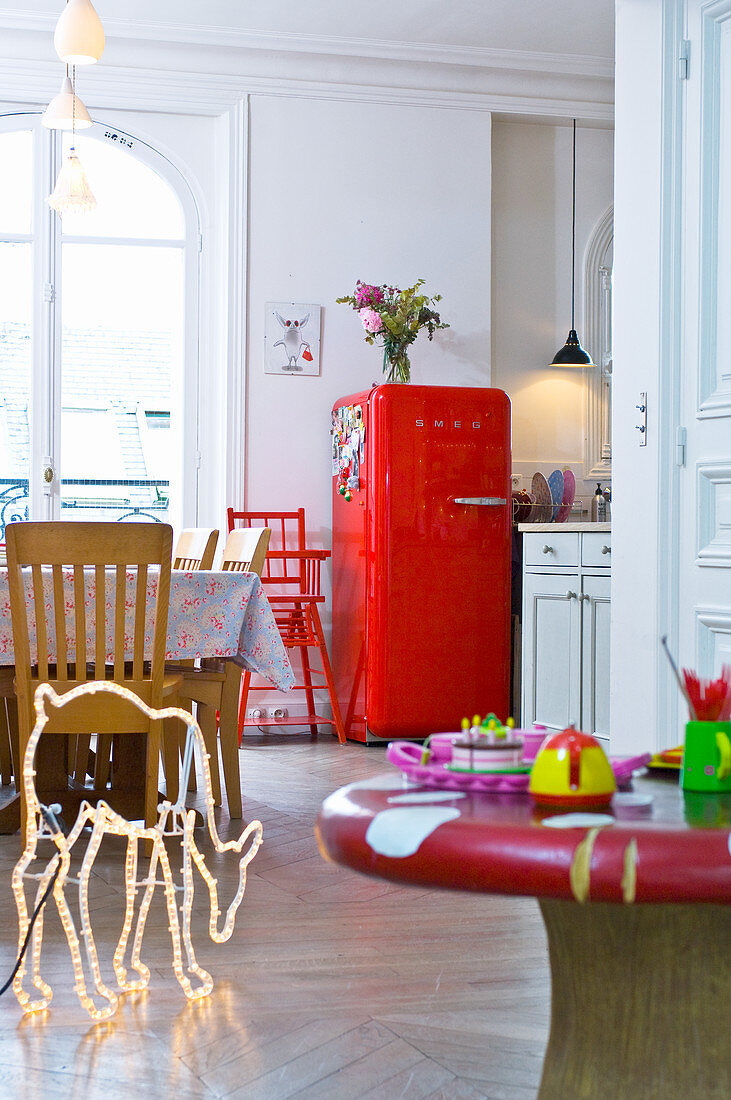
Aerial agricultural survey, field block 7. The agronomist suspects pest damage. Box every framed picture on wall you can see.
[264,302,321,376]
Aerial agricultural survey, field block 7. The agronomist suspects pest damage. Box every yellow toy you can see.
[529,726,616,808]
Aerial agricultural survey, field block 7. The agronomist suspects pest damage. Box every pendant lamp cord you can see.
[571,118,576,331]
[71,64,76,151]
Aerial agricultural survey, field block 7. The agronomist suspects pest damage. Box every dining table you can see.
[316,767,731,1099]
[0,567,294,832]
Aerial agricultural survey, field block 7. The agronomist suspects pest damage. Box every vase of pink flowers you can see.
[336,279,448,383]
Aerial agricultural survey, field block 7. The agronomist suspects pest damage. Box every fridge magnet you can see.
[265,302,321,375]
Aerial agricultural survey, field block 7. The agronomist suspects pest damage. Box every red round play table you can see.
[316,771,731,1099]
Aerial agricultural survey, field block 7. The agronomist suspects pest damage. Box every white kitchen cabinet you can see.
[520,526,611,748]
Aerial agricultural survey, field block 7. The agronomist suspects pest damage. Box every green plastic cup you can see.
[682,721,731,792]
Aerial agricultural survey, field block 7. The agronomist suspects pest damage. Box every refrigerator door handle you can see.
[453,497,507,506]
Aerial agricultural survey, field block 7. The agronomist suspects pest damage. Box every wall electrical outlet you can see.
[267,706,288,720]
[245,706,289,722]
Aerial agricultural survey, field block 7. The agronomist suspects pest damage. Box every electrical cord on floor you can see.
[0,804,66,998]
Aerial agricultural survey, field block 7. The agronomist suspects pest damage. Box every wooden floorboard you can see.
[0,732,550,1098]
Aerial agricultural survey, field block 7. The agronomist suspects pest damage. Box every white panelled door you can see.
[677,1,731,686]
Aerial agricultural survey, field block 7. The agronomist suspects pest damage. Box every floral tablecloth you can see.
[0,568,294,691]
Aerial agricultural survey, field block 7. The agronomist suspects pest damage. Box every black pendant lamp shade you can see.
[551,119,593,367]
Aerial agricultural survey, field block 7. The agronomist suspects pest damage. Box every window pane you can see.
[60,243,182,523]
[61,132,185,240]
[0,130,33,235]
[0,242,32,536]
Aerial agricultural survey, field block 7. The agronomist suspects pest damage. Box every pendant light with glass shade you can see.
[550,119,593,367]
[42,69,93,131]
[54,0,105,65]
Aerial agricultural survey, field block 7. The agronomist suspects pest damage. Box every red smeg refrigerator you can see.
[331,384,511,742]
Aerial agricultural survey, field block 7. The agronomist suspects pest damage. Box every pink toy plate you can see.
[386,739,652,795]
[386,740,532,792]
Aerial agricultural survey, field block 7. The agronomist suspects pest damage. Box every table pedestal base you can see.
[538,899,731,1099]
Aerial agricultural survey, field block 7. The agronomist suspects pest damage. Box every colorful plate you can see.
[555,469,576,523]
[547,470,564,520]
[530,472,553,523]
[647,746,683,770]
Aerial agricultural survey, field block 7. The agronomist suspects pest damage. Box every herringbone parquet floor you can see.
[0,733,549,1099]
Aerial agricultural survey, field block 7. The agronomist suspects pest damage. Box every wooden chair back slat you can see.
[74,566,86,675]
[95,563,105,678]
[151,552,170,704]
[52,564,67,682]
[32,564,48,681]
[133,563,147,680]
[6,558,30,691]
[114,564,125,681]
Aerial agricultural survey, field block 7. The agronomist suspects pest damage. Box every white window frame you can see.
[0,110,201,528]
[583,205,613,481]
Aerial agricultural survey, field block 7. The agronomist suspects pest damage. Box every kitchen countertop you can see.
[517,522,611,533]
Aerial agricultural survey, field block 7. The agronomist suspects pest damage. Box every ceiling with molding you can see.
[0,2,615,60]
[0,2,615,122]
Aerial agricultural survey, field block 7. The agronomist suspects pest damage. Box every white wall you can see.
[491,120,614,504]
[244,94,493,541]
[242,94,492,707]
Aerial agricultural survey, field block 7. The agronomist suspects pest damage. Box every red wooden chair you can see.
[227,507,345,744]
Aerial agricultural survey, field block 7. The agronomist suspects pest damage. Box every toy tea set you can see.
[386,640,731,807]
[386,714,649,808]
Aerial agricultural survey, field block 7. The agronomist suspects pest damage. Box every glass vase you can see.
[383,347,411,383]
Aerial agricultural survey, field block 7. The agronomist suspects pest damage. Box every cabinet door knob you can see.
[581,593,591,602]
[566,590,577,600]
[601,544,611,555]
[542,544,553,554]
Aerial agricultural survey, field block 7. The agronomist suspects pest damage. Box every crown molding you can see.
[0,10,613,80]
[0,56,613,123]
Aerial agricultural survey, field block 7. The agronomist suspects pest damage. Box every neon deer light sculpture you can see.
[11,681,263,1020]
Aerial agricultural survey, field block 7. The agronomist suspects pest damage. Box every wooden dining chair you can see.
[172,526,271,818]
[159,526,219,797]
[219,527,272,577]
[227,507,345,744]
[6,521,181,835]
[79,529,219,794]
[173,528,219,571]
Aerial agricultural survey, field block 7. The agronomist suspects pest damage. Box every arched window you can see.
[583,206,613,480]
[0,114,200,538]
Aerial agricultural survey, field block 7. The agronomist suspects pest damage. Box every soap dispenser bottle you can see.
[602,485,611,520]
[591,482,607,522]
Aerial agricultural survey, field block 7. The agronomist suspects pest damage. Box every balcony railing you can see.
[0,478,170,541]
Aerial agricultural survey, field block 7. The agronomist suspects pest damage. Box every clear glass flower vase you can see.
[383,347,411,383]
